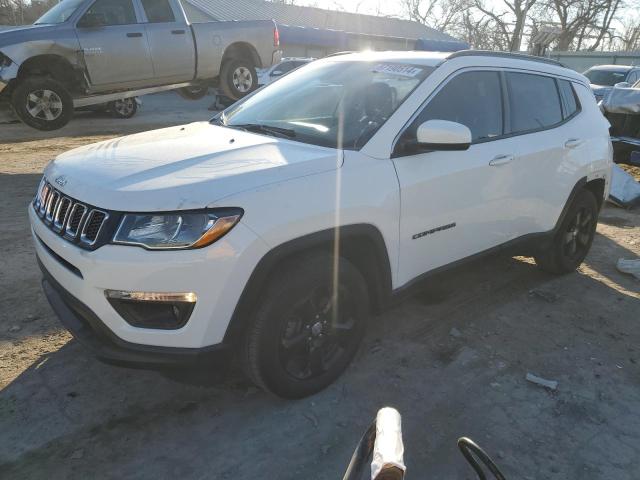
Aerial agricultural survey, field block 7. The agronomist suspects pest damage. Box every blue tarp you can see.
[414,38,469,52]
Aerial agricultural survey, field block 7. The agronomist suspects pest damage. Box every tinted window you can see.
[627,71,639,84]
[81,0,136,25]
[141,0,175,22]
[506,72,562,133]
[410,70,503,142]
[558,79,579,119]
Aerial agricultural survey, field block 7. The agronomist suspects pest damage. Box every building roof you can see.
[182,0,454,41]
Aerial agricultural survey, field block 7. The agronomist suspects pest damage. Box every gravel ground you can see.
[1,107,639,479]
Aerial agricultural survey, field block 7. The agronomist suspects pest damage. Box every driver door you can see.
[75,0,154,87]
[392,69,517,286]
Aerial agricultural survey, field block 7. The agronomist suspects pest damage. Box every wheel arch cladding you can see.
[585,178,606,210]
[221,42,261,68]
[223,224,393,345]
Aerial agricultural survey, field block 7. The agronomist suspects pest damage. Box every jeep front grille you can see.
[33,180,112,249]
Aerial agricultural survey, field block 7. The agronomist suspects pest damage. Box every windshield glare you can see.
[35,0,84,24]
[220,60,433,150]
[584,69,628,86]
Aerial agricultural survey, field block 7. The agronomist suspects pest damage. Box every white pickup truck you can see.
[31,51,612,398]
[0,0,282,130]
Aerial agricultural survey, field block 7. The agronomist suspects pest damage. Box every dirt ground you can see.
[1,111,639,479]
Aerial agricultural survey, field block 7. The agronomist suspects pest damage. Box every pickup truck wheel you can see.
[220,59,257,100]
[11,77,73,131]
[535,189,598,274]
[177,85,208,100]
[240,252,369,398]
[109,98,137,119]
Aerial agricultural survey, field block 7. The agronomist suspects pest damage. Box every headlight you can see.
[113,209,242,250]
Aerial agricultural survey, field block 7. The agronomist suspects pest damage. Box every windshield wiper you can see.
[230,123,296,139]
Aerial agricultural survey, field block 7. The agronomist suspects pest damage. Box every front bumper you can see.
[29,203,267,350]
[39,258,229,366]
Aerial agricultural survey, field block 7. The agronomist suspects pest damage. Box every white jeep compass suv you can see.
[31,51,612,398]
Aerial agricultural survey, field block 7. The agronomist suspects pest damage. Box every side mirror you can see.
[415,120,472,151]
[78,12,106,28]
[614,81,631,88]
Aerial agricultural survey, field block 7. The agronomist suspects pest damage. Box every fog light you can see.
[105,290,196,330]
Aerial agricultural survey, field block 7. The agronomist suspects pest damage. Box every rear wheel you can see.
[108,98,137,119]
[535,189,598,274]
[240,252,369,398]
[220,58,258,100]
[11,76,73,131]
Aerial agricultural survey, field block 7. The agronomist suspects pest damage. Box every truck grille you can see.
[33,179,111,248]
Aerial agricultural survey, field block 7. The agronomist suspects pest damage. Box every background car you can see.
[258,57,315,86]
[584,64,640,102]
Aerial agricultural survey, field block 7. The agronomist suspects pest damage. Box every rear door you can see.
[392,69,514,285]
[76,0,154,86]
[140,0,195,82]
[501,71,573,235]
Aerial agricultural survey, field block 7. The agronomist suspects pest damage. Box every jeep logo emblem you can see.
[54,175,67,187]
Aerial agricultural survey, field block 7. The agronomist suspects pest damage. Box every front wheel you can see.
[240,252,369,398]
[11,76,74,131]
[535,189,598,274]
[219,59,258,100]
[177,85,208,100]
[108,98,138,119]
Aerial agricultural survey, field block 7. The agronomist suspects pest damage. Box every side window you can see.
[627,71,639,84]
[408,70,503,143]
[506,72,562,133]
[558,79,580,119]
[79,0,137,26]
[141,0,175,23]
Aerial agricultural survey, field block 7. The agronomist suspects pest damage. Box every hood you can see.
[44,122,341,212]
[0,24,60,49]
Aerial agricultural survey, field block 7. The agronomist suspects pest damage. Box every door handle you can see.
[126,32,143,38]
[564,138,583,149]
[171,29,186,34]
[489,154,514,166]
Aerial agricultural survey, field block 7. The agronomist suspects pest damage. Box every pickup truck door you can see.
[392,70,514,286]
[76,0,154,87]
[139,0,195,81]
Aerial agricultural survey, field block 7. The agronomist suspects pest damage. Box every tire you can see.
[177,85,209,100]
[219,58,258,100]
[11,76,73,131]
[535,189,598,274]
[240,252,370,398]
[108,98,137,119]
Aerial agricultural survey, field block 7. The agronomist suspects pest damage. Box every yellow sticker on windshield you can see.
[372,64,423,78]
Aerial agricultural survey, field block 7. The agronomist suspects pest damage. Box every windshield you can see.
[219,60,434,150]
[584,68,628,86]
[35,0,85,24]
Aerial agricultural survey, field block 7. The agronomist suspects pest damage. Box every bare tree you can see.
[403,0,472,33]
[474,0,539,51]
[546,0,625,50]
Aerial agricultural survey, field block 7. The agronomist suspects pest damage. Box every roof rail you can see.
[447,50,564,67]
[326,51,355,57]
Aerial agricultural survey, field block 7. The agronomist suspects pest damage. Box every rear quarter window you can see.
[506,72,563,134]
[558,79,580,119]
